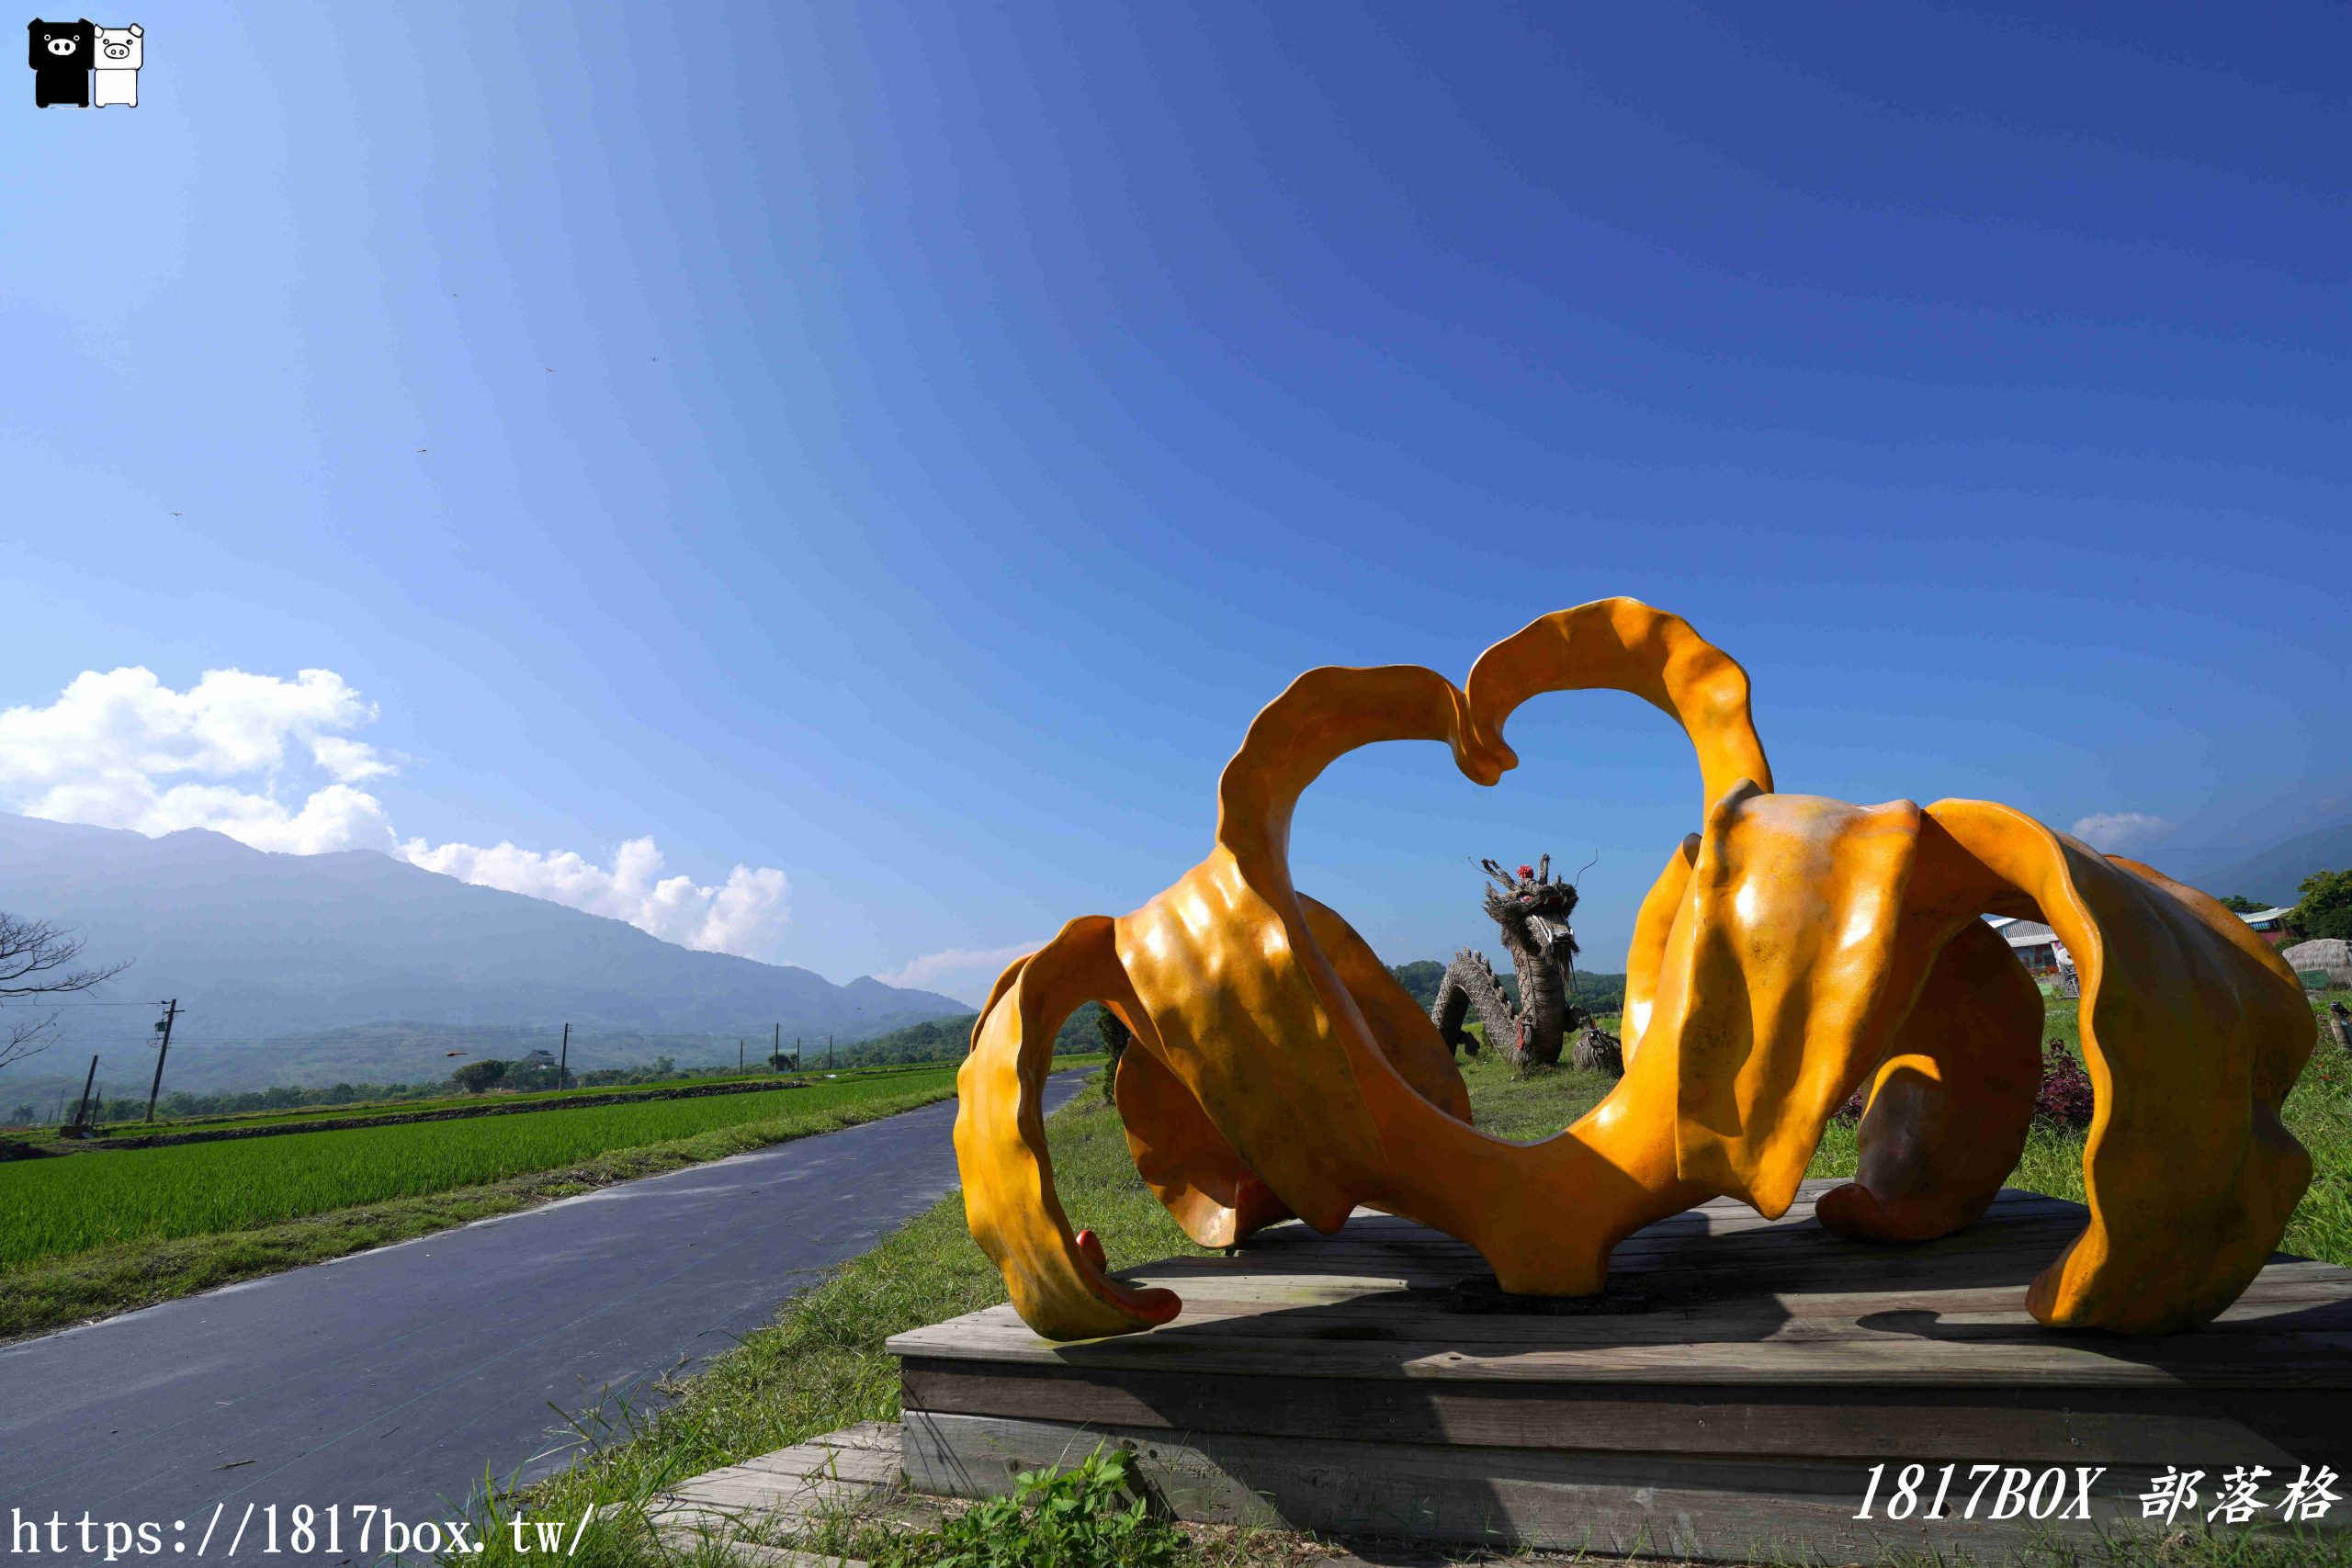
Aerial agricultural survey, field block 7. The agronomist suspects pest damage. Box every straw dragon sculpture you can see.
[1430,854,1623,1074]
[955,599,2316,1341]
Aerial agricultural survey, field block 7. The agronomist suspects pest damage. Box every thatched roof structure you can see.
[2282,938,2352,986]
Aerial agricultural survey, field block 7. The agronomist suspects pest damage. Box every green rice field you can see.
[0,1065,960,1268]
[64,1057,967,1142]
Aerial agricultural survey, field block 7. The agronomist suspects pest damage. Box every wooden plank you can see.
[650,1506,875,1565]
[1120,1212,2128,1299]
[701,1549,868,1568]
[901,1360,2332,1464]
[645,1420,908,1543]
[724,1448,901,1487]
[890,1303,2352,1386]
[1200,1186,2083,1265]
[1114,1270,2352,1333]
[658,1474,877,1513]
[904,1409,2306,1563]
[982,1255,2349,1321]
[1018,1281,2352,1353]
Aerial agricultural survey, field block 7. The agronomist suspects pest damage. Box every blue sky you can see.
[3,2,2345,1003]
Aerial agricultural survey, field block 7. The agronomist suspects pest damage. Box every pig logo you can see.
[28,17,92,107]
[91,19,135,106]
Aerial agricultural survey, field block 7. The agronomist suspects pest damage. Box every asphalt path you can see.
[0,1070,1086,1559]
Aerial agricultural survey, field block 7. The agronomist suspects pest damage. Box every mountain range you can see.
[0,812,967,1094]
[2166,817,2352,909]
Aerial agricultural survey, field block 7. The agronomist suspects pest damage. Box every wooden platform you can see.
[888,1181,2352,1562]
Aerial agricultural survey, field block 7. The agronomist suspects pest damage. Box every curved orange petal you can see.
[1620,833,1699,1067]
[1815,912,2042,1243]
[1924,802,2314,1331]
[954,918,1182,1340]
[1465,597,1773,817]
[1114,1033,1294,1248]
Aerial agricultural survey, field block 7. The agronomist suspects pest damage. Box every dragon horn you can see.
[1537,852,1552,883]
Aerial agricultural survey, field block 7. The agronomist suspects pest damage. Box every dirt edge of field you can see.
[38,1061,979,1152]
[68,1076,827,1149]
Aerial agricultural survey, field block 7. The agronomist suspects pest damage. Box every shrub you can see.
[907,1448,1180,1568]
[2035,1040,2095,1127]
[449,1059,508,1094]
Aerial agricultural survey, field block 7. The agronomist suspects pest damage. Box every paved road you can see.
[1,1072,1084,1557]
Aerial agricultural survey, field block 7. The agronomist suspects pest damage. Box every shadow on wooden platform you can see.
[888,1181,2352,1562]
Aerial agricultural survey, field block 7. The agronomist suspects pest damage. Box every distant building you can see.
[1986,906,2299,976]
[2237,908,2298,947]
[518,1048,558,1067]
[1986,916,2071,975]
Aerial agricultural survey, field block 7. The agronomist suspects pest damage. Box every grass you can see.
[0,1068,972,1340]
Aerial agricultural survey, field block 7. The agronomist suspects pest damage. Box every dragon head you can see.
[1479,854,1578,945]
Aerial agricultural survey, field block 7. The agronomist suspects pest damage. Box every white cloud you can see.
[311,734,394,783]
[2070,811,2174,852]
[401,836,791,961]
[0,665,794,961]
[0,666,399,851]
[141,780,401,855]
[874,941,1048,1002]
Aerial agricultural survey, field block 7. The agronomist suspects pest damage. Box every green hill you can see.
[1388,959,1626,1014]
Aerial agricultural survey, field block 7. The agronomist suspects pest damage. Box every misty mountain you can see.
[2168,816,2352,909]
[0,812,966,1091]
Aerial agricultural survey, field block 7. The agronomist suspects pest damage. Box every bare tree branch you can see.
[0,913,132,1071]
[1,1012,64,1073]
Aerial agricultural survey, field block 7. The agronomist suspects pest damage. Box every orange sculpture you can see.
[955,600,2316,1341]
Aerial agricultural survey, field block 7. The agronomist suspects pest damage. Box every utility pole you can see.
[144,998,180,1123]
[558,1022,571,1091]
[828,1033,834,1070]
[71,1054,98,1134]
[772,1022,780,1071]
[738,1038,744,1074]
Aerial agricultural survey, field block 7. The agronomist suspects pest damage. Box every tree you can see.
[1094,1008,1131,1101]
[451,1059,508,1093]
[2218,894,2262,914]
[767,1050,796,1071]
[2293,870,2352,942]
[0,912,131,1072]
